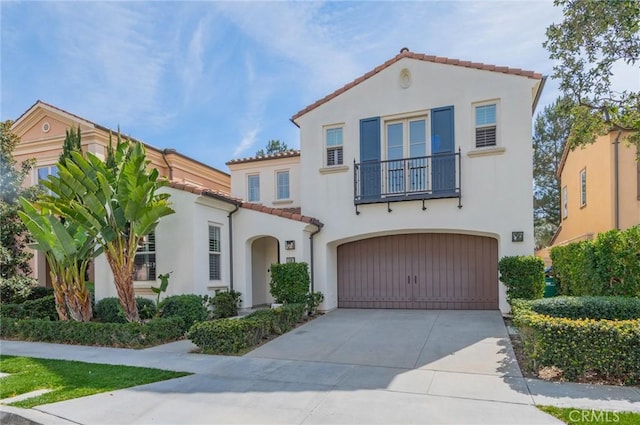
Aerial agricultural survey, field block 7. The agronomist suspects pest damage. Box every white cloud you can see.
[234,126,260,157]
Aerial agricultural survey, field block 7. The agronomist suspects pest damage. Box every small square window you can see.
[325,127,343,166]
[475,104,497,148]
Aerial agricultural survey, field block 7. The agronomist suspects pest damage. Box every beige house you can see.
[551,131,639,248]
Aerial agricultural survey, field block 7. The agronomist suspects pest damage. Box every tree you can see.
[59,126,81,165]
[19,198,99,321]
[544,0,640,148]
[533,98,573,248]
[255,140,289,156]
[0,121,40,296]
[31,133,174,322]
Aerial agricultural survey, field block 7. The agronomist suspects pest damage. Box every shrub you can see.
[0,316,184,348]
[95,297,157,323]
[159,294,208,332]
[0,276,38,304]
[527,296,640,320]
[550,241,590,295]
[550,226,640,297]
[270,262,310,304]
[26,286,54,301]
[0,295,57,320]
[189,303,307,354]
[498,256,545,302]
[513,307,640,384]
[209,290,242,319]
[305,291,324,315]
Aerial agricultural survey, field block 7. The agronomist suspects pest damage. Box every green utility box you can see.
[544,277,557,298]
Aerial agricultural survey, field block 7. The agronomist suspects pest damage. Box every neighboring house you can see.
[550,131,639,247]
[290,49,544,313]
[13,49,544,314]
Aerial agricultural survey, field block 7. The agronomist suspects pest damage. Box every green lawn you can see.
[538,406,640,425]
[0,355,190,408]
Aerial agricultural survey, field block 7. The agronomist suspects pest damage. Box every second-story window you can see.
[248,174,260,202]
[37,165,58,195]
[580,168,587,208]
[562,186,568,219]
[326,126,343,166]
[276,170,290,200]
[475,103,497,148]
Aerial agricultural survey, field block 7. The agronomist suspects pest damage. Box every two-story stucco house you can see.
[13,49,543,314]
[547,131,639,248]
[287,49,544,313]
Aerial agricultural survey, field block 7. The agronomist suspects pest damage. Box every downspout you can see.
[613,131,622,230]
[309,223,323,292]
[228,203,240,290]
[162,148,176,181]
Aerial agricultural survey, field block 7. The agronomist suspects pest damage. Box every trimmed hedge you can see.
[513,300,640,384]
[550,226,640,296]
[528,296,640,320]
[498,256,545,302]
[270,262,310,304]
[159,295,208,332]
[209,290,241,319]
[0,295,57,320]
[95,297,157,323]
[0,316,184,348]
[188,303,306,354]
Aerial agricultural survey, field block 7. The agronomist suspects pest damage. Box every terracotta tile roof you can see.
[241,202,322,227]
[291,50,543,122]
[226,150,300,165]
[167,181,322,227]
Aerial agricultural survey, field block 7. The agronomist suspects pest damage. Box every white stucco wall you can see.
[231,208,317,308]
[228,156,301,207]
[94,187,234,302]
[294,58,539,313]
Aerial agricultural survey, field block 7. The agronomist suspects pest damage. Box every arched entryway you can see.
[251,236,279,307]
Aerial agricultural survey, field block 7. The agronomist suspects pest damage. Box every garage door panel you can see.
[337,233,498,310]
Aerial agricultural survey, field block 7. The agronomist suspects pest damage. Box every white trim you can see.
[467,147,506,157]
[319,165,350,174]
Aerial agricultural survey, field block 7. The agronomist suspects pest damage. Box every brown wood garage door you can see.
[337,233,498,310]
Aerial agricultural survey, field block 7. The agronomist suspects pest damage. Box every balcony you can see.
[354,149,461,209]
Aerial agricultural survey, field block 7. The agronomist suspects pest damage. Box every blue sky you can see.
[0,1,609,171]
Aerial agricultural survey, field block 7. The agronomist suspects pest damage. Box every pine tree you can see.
[58,126,81,165]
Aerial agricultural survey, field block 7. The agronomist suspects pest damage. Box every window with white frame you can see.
[580,168,587,207]
[276,170,290,200]
[37,165,58,194]
[209,225,221,280]
[475,103,497,148]
[385,116,428,193]
[134,231,156,281]
[247,174,260,202]
[562,186,568,219]
[325,126,343,166]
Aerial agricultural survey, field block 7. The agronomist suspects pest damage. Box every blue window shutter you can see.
[431,106,455,193]
[359,117,381,198]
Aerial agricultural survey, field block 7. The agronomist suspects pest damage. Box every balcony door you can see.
[385,116,428,194]
[431,106,455,193]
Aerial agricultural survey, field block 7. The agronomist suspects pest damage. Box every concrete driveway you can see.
[3,309,571,424]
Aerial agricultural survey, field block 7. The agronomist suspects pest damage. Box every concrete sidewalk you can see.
[1,310,639,424]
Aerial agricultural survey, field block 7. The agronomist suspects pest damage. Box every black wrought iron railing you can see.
[354,149,461,207]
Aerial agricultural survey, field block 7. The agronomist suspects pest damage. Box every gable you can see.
[292,50,543,123]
